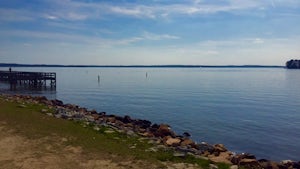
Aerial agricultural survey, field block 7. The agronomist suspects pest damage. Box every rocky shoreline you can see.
[1,94,299,169]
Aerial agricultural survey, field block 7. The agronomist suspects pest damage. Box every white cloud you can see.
[252,38,264,44]
[109,6,156,18]
[1,0,299,22]
[66,12,88,20]
[114,37,144,45]
[0,29,179,47]
[44,15,58,20]
[142,32,180,40]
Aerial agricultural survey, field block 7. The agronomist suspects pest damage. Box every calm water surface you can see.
[1,67,300,161]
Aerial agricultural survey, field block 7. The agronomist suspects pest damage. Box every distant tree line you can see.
[286,59,300,69]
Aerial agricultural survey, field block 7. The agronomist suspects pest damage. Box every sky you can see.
[0,0,300,65]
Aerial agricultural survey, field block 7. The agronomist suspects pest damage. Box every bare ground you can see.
[0,121,200,169]
[0,121,153,169]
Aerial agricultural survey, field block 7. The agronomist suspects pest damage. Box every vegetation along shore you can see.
[1,94,299,169]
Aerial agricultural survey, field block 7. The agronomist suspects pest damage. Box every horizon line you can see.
[0,63,284,68]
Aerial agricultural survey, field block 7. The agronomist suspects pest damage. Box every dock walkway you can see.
[0,70,56,88]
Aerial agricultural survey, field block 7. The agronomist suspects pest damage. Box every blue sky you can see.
[0,0,299,65]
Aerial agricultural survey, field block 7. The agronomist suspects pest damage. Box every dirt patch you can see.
[163,162,199,169]
[0,123,161,169]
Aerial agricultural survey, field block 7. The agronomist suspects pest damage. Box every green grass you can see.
[0,96,230,169]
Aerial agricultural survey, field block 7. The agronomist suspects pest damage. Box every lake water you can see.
[1,67,300,161]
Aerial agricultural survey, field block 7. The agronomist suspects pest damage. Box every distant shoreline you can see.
[0,63,284,68]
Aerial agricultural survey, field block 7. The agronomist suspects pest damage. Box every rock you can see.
[124,123,133,128]
[46,113,53,117]
[258,159,269,163]
[213,151,220,156]
[281,160,293,164]
[293,161,300,169]
[176,146,196,154]
[155,124,175,137]
[146,147,158,152]
[51,99,63,106]
[165,137,181,146]
[281,160,293,168]
[231,153,262,168]
[209,164,218,169]
[230,165,238,169]
[54,114,62,118]
[90,110,98,114]
[231,156,240,165]
[126,130,136,136]
[123,115,132,123]
[183,132,191,137]
[93,126,100,131]
[140,132,154,137]
[150,123,159,130]
[266,161,281,169]
[41,100,52,105]
[65,104,77,110]
[258,159,271,169]
[107,117,116,123]
[61,137,68,142]
[85,115,95,122]
[18,104,26,108]
[239,158,259,166]
[133,119,152,129]
[214,144,227,152]
[156,145,167,150]
[195,155,209,160]
[91,114,101,120]
[180,139,199,150]
[198,143,214,154]
[209,152,233,164]
[280,160,297,169]
[104,129,115,134]
[78,108,87,113]
[180,138,194,147]
[41,109,48,113]
[173,152,186,157]
[129,145,136,149]
[150,139,161,144]
[35,96,48,102]
[176,146,193,153]
[243,153,256,159]
[72,113,84,120]
[56,108,66,114]
[107,124,119,131]
[231,153,256,165]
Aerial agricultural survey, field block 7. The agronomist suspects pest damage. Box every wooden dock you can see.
[0,70,56,88]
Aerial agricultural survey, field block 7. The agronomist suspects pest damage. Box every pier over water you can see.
[0,70,56,89]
